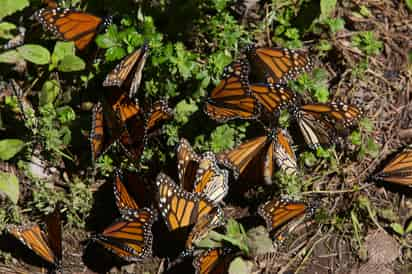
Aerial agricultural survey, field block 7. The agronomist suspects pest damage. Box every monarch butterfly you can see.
[249,83,296,114]
[145,100,173,137]
[156,172,223,231]
[177,138,202,191]
[93,208,154,262]
[374,149,412,187]
[176,139,229,204]
[119,100,172,161]
[103,43,149,99]
[217,129,297,185]
[113,170,140,217]
[193,248,236,274]
[185,208,224,250]
[8,207,62,271]
[34,8,111,50]
[107,90,141,124]
[247,46,313,84]
[274,129,298,176]
[293,102,362,149]
[258,198,307,232]
[204,60,260,122]
[89,101,123,162]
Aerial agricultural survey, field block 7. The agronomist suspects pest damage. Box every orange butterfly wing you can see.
[258,198,306,231]
[375,149,412,186]
[204,60,260,122]
[94,208,154,261]
[35,8,107,50]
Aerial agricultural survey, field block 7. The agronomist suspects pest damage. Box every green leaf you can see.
[39,80,60,106]
[0,50,22,64]
[406,0,412,11]
[405,220,412,234]
[228,257,253,274]
[246,226,275,256]
[0,22,16,39]
[320,0,337,20]
[58,55,86,72]
[223,219,249,254]
[52,41,75,65]
[349,131,361,146]
[0,171,19,204]
[17,44,50,65]
[56,106,76,124]
[0,139,24,160]
[105,46,126,62]
[210,125,236,153]
[0,0,29,20]
[390,223,404,236]
[174,99,198,124]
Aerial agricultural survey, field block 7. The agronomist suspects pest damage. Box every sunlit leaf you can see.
[0,171,19,204]
[0,0,29,20]
[17,44,50,65]
[0,139,24,160]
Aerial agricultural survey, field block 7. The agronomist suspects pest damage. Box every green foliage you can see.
[0,50,21,64]
[0,204,20,231]
[66,177,93,228]
[352,118,380,159]
[245,226,275,256]
[290,68,330,102]
[352,31,383,56]
[276,172,303,197]
[209,125,236,153]
[0,22,16,39]
[96,155,114,176]
[0,139,24,160]
[0,171,19,204]
[324,18,345,33]
[406,0,412,11]
[197,219,249,254]
[174,99,198,125]
[39,80,60,106]
[0,0,29,20]
[319,0,337,20]
[17,44,50,65]
[228,257,253,274]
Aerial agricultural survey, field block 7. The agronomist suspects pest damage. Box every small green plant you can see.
[350,118,380,159]
[66,177,93,228]
[290,68,330,102]
[352,31,383,56]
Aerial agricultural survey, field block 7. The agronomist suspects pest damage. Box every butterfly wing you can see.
[193,248,235,274]
[204,60,260,122]
[9,224,56,266]
[114,170,140,216]
[375,149,412,186]
[35,8,106,50]
[194,152,229,204]
[248,46,313,84]
[108,91,141,124]
[156,173,222,231]
[274,129,298,176]
[177,138,201,191]
[103,43,149,98]
[258,198,306,231]
[145,100,173,136]
[185,208,224,250]
[301,102,362,129]
[249,83,296,113]
[45,207,62,265]
[217,135,269,178]
[295,107,337,149]
[94,208,154,261]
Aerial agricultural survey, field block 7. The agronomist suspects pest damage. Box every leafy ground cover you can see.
[0,0,411,273]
